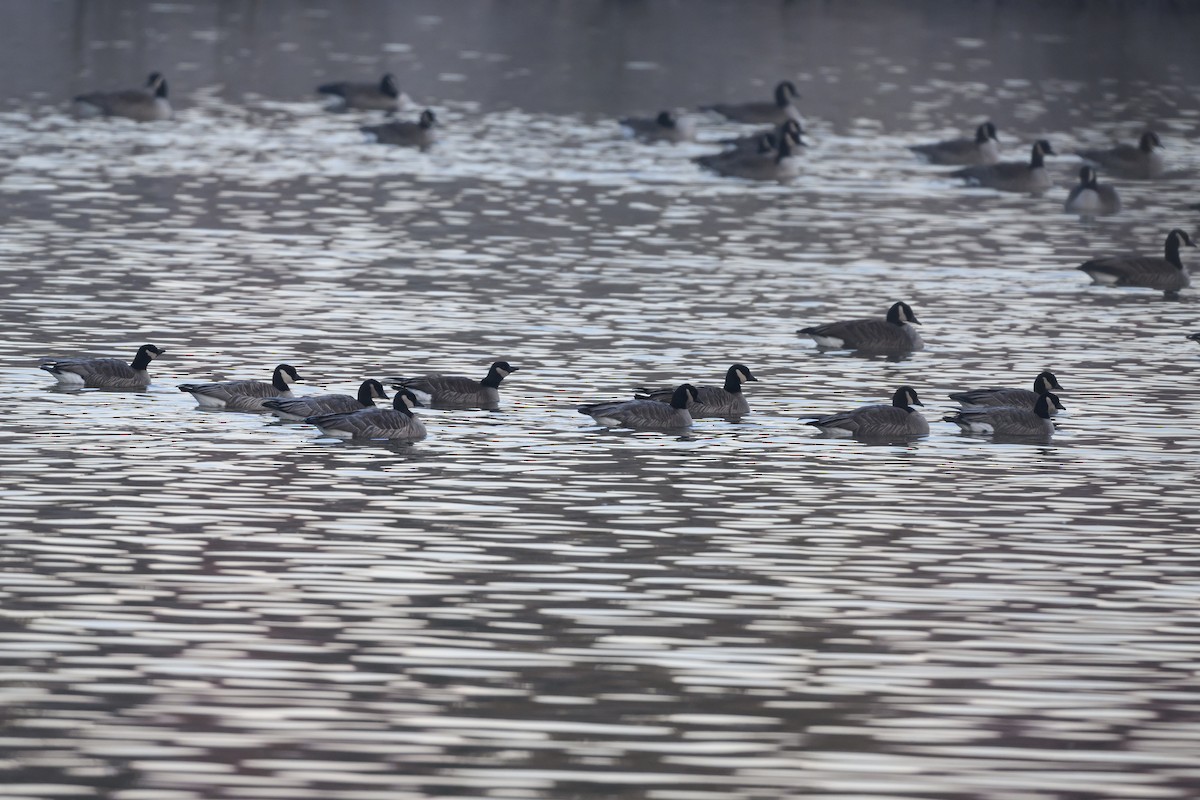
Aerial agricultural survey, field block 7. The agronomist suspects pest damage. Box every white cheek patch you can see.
[736,370,748,382]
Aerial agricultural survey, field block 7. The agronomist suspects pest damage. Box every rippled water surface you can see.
[4,2,1200,798]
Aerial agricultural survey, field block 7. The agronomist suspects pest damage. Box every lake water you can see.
[3,1,1200,798]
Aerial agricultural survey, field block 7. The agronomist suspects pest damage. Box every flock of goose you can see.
[50,71,1200,442]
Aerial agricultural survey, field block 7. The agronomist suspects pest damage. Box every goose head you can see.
[380,73,400,98]
[131,344,165,370]
[975,121,999,144]
[358,379,389,405]
[774,80,800,107]
[891,386,923,409]
[419,109,437,128]
[886,301,920,326]
[1033,371,1064,394]
[272,364,304,391]
[1140,131,1163,153]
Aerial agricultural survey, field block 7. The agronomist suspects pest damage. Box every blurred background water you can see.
[3,1,1200,799]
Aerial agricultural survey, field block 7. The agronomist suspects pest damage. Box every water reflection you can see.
[2,1,1200,799]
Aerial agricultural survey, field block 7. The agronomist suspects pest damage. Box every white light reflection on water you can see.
[2,1,1200,799]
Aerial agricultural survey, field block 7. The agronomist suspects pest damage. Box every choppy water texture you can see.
[3,2,1200,798]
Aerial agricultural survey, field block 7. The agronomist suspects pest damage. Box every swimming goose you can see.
[361,109,437,149]
[944,392,1059,438]
[702,80,803,125]
[317,73,406,111]
[619,110,696,143]
[73,72,171,122]
[696,121,802,181]
[951,139,1055,193]
[635,364,758,418]
[1064,166,1121,216]
[178,364,305,411]
[1077,131,1165,179]
[806,386,929,439]
[263,379,388,420]
[579,384,699,431]
[389,361,518,409]
[949,371,1065,414]
[1078,228,1196,298]
[40,344,165,389]
[910,121,1000,165]
[798,301,924,355]
[306,388,427,441]
[719,119,805,153]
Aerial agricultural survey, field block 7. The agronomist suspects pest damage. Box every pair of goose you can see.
[578,364,759,430]
[808,372,1064,440]
[622,79,803,141]
[694,119,806,181]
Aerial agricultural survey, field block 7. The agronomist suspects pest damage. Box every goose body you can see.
[40,344,165,389]
[702,80,803,125]
[951,139,1054,193]
[635,364,757,419]
[73,72,171,122]
[910,121,1000,165]
[306,388,426,441]
[696,122,802,181]
[1077,131,1165,179]
[798,301,924,355]
[390,361,518,409]
[807,386,929,439]
[949,371,1065,415]
[362,109,437,149]
[179,364,304,411]
[944,393,1059,438]
[579,384,698,431]
[263,379,388,420]
[318,73,406,111]
[1078,229,1195,297]
[619,110,696,143]
[1064,166,1121,216]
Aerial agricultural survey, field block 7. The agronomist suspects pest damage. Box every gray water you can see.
[3,2,1200,798]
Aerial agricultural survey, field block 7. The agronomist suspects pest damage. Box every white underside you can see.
[816,425,855,437]
[316,427,355,439]
[955,419,996,434]
[408,388,433,406]
[190,393,228,409]
[592,416,623,427]
[49,370,86,388]
[810,335,844,348]
[1066,190,1102,213]
[1082,270,1121,285]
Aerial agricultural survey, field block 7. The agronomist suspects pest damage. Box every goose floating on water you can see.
[40,344,165,389]
[179,364,305,411]
[635,364,757,419]
[73,72,171,122]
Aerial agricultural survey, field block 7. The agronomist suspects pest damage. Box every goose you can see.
[40,344,165,389]
[806,386,929,439]
[951,139,1055,193]
[718,119,805,154]
[389,361,518,409]
[619,110,696,143]
[949,371,1065,414]
[1189,333,1200,344]
[910,121,1000,165]
[306,388,426,441]
[635,364,758,418]
[178,364,304,411]
[702,80,803,125]
[944,392,1059,438]
[695,121,802,181]
[1077,131,1165,179]
[361,109,437,149]
[1077,228,1196,298]
[73,72,171,122]
[263,379,389,421]
[798,301,924,355]
[317,73,406,112]
[1064,166,1121,216]
[579,383,698,431]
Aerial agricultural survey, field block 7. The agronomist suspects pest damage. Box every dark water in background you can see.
[3,2,1200,799]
